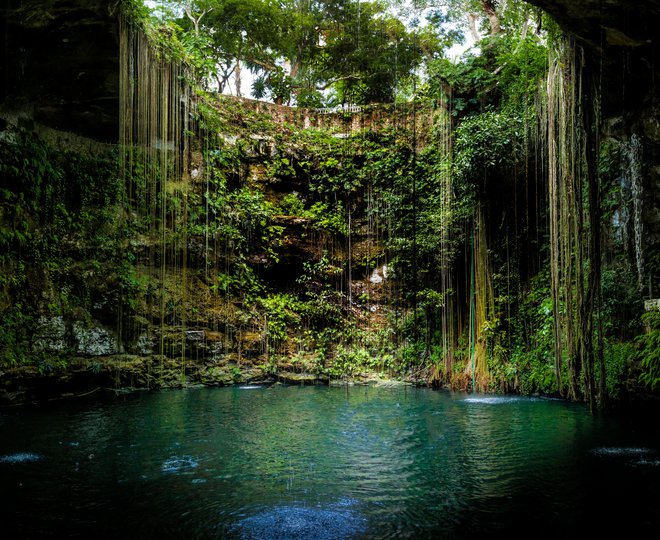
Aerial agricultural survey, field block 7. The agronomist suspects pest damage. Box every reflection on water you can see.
[461,396,539,404]
[0,386,659,538]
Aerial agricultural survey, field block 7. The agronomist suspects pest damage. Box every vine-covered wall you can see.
[1,0,659,407]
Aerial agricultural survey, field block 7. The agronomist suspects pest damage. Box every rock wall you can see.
[0,0,119,142]
[2,0,659,404]
[215,95,435,148]
[527,0,660,296]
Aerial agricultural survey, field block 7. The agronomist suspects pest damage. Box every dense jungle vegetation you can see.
[1,0,658,409]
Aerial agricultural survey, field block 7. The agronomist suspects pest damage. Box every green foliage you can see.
[502,270,556,394]
[193,144,284,300]
[277,192,306,216]
[0,129,125,366]
[426,5,547,113]
[0,303,34,366]
[120,0,151,24]
[601,341,635,400]
[427,55,490,113]
[454,109,525,181]
[325,327,398,378]
[268,155,296,180]
[331,346,376,377]
[146,0,432,104]
[491,33,548,108]
[35,352,69,375]
[321,2,423,104]
[255,67,293,105]
[296,253,331,285]
[305,202,348,236]
[259,294,302,343]
[118,258,149,311]
[600,265,642,340]
[637,311,660,391]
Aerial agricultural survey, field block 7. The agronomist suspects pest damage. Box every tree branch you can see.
[316,74,362,90]
[183,1,210,35]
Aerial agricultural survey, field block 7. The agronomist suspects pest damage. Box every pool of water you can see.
[1,385,659,538]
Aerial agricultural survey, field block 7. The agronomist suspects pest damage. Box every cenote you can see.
[1,385,660,538]
[2,0,660,535]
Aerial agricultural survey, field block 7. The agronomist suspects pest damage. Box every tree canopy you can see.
[143,0,543,106]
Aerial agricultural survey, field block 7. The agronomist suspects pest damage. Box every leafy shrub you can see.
[454,109,525,180]
[259,294,302,343]
[278,192,306,216]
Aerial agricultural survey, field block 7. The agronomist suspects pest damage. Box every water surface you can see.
[1,386,659,538]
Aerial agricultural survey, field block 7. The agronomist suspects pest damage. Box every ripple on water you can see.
[632,459,660,467]
[591,447,660,468]
[235,505,367,540]
[0,452,43,464]
[162,455,199,473]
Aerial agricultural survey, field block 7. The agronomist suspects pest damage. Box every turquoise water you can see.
[1,385,659,538]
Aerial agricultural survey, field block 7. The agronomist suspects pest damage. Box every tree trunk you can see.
[480,0,502,34]
[467,13,480,42]
[234,58,242,97]
[581,53,604,411]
